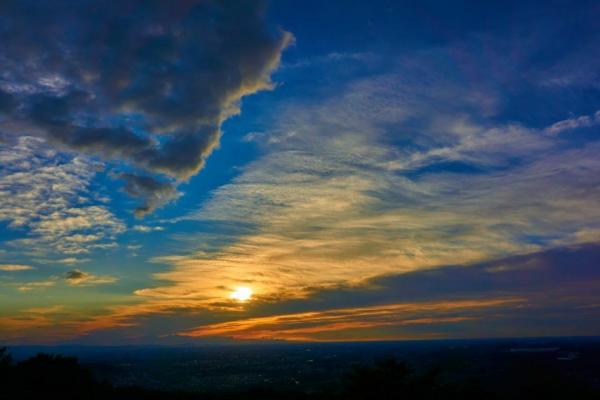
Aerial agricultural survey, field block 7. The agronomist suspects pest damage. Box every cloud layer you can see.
[137,61,600,309]
[177,244,600,341]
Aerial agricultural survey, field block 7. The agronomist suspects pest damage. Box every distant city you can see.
[7,337,600,395]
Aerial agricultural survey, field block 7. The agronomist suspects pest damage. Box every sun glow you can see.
[230,287,253,302]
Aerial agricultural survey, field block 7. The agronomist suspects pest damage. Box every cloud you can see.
[179,298,523,341]
[120,173,180,217]
[0,0,292,214]
[65,269,117,286]
[23,305,65,315]
[544,110,600,135]
[0,136,125,256]
[155,244,600,342]
[0,264,34,271]
[55,258,90,265]
[17,280,56,292]
[132,225,164,233]
[65,270,86,281]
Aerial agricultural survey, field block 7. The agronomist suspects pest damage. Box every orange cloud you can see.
[179,297,523,342]
[0,264,34,271]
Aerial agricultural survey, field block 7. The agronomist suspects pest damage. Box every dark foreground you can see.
[3,338,600,399]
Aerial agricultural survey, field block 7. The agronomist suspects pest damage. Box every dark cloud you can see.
[0,0,292,214]
[120,173,180,217]
[65,269,86,281]
[369,243,600,303]
[65,268,116,286]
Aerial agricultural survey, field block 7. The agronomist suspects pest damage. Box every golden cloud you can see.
[179,297,524,341]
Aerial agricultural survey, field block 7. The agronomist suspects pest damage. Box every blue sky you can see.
[0,0,599,343]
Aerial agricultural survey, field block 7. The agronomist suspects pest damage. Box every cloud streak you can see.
[180,298,523,341]
[544,110,600,135]
[0,264,34,271]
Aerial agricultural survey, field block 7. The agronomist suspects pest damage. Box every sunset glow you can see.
[0,0,598,346]
[230,287,253,302]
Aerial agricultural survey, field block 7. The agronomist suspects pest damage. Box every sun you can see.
[230,287,253,302]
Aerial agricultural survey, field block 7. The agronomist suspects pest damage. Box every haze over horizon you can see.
[1,0,599,345]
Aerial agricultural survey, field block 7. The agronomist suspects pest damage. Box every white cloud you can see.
[544,110,600,135]
[132,225,164,233]
[0,136,125,256]
[55,257,90,265]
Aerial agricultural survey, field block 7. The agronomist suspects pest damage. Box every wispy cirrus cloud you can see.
[544,110,600,135]
[136,59,600,309]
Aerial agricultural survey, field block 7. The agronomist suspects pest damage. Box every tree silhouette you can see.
[342,358,414,399]
[12,353,98,399]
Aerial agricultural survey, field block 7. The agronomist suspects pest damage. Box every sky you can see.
[0,0,599,344]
